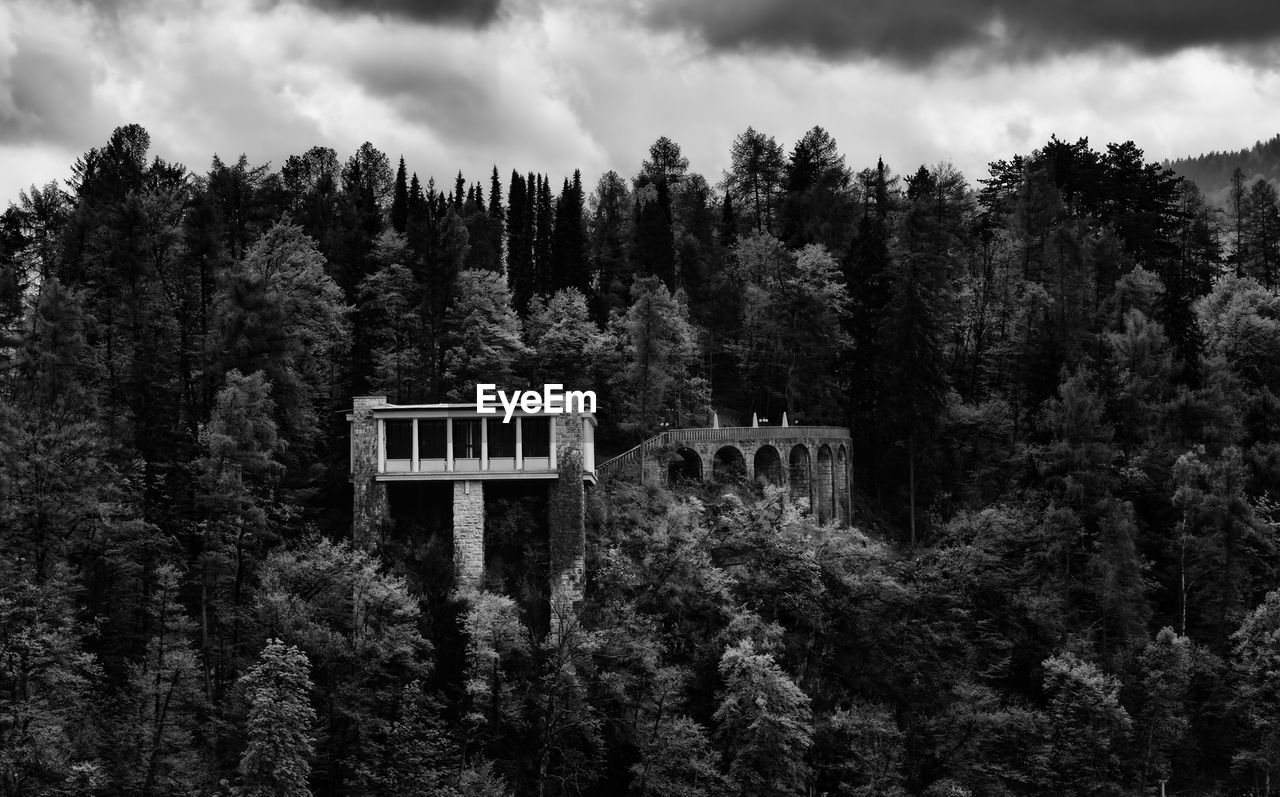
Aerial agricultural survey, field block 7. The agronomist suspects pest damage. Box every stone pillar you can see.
[452,480,485,589]
[816,446,833,525]
[351,395,390,553]
[548,412,586,617]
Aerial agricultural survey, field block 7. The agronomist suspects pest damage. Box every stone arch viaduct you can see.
[598,425,853,525]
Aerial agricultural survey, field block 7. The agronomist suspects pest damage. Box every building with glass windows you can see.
[352,401,596,480]
[347,396,595,612]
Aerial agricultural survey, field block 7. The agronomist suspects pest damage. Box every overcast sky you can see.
[4,0,1280,205]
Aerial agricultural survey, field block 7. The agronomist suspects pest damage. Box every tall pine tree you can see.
[507,171,533,313]
[551,171,589,294]
[390,157,409,234]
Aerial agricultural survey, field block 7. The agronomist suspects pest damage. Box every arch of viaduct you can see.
[598,426,852,525]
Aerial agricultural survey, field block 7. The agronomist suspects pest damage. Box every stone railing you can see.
[597,425,851,476]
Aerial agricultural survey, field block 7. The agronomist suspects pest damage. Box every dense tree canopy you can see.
[2,124,1280,796]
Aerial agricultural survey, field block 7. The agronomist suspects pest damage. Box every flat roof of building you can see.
[346,397,596,423]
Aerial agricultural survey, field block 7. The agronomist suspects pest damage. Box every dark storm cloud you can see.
[279,0,501,26]
[0,36,100,145]
[343,45,596,163]
[349,56,489,140]
[643,0,1280,63]
[74,0,500,25]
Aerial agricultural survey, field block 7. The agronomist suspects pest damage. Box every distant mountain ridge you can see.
[1166,133,1280,206]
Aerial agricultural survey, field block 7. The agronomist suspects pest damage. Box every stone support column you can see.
[452,480,485,589]
[548,412,586,617]
[351,395,390,553]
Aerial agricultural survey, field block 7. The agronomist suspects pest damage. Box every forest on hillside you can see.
[1167,132,1280,207]
[3,123,1280,795]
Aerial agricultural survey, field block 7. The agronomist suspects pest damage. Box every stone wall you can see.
[453,480,485,589]
[549,414,586,614]
[351,395,390,552]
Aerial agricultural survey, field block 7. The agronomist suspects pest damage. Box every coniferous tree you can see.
[588,170,632,323]
[336,143,392,396]
[811,704,907,795]
[1,184,66,339]
[62,125,194,494]
[217,221,348,463]
[713,640,812,796]
[124,565,205,795]
[1035,652,1131,796]
[778,126,855,259]
[342,143,392,237]
[459,591,534,780]
[280,146,342,255]
[441,270,528,400]
[0,576,103,794]
[1171,445,1264,649]
[489,165,506,270]
[532,611,606,793]
[1165,180,1218,377]
[464,180,503,273]
[726,127,785,235]
[399,186,470,398]
[534,173,554,296]
[878,165,964,543]
[718,189,737,248]
[523,288,610,393]
[507,171,533,312]
[729,234,851,422]
[612,276,707,435]
[633,181,676,289]
[551,171,589,294]
[843,159,898,493]
[255,537,431,788]
[0,279,113,585]
[641,136,689,188]
[1227,166,1249,276]
[1244,178,1280,288]
[391,156,409,234]
[356,680,508,797]
[489,166,504,222]
[194,369,283,707]
[205,154,279,261]
[1133,628,1195,793]
[1231,591,1280,789]
[670,172,718,314]
[524,173,538,301]
[1105,302,1173,451]
[237,640,316,797]
[408,171,424,213]
[361,231,429,401]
